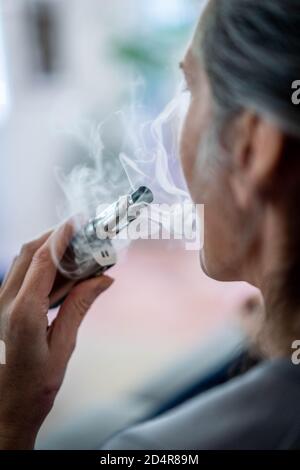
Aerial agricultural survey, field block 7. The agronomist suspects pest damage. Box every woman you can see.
[1,0,300,450]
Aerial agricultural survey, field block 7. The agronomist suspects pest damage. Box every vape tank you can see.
[50,186,153,306]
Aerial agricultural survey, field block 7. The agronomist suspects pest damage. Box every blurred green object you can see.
[109,24,192,108]
[111,25,191,73]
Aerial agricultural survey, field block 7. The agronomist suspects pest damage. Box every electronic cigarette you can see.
[50,186,153,307]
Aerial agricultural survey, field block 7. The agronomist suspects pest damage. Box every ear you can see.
[229,112,284,209]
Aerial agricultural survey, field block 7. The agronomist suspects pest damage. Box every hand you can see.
[0,222,114,449]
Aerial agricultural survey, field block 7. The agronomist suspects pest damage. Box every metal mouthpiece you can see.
[131,186,154,205]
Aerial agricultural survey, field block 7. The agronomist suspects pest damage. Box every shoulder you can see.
[101,359,300,450]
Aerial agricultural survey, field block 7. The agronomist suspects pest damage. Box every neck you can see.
[245,207,297,358]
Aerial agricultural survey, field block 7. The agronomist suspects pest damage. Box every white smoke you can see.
[52,84,197,278]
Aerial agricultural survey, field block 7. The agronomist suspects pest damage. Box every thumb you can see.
[48,275,114,364]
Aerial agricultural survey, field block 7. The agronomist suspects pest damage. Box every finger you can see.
[17,220,75,307]
[48,275,114,364]
[1,231,53,301]
[49,279,77,308]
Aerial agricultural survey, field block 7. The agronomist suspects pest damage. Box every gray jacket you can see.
[101,358,300,450]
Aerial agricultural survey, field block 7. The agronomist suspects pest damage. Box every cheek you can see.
[179,88,252,281]
[182,121,246,280]
[180,115,234,277]
[201,175,236,272]
[201,167,253,282]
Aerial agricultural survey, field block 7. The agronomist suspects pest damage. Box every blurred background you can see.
[0,0,255,448]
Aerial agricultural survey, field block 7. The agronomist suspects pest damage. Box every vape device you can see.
[50,186,153,307]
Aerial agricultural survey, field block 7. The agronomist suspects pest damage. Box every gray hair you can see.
[200,0,300,138]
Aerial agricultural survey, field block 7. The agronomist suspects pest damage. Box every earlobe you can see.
[228,112,259,209]
[230,171,252,209]
[250,119,284,190]
[229,113,284,209]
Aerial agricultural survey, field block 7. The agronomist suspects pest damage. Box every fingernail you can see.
[99,275,114,288]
